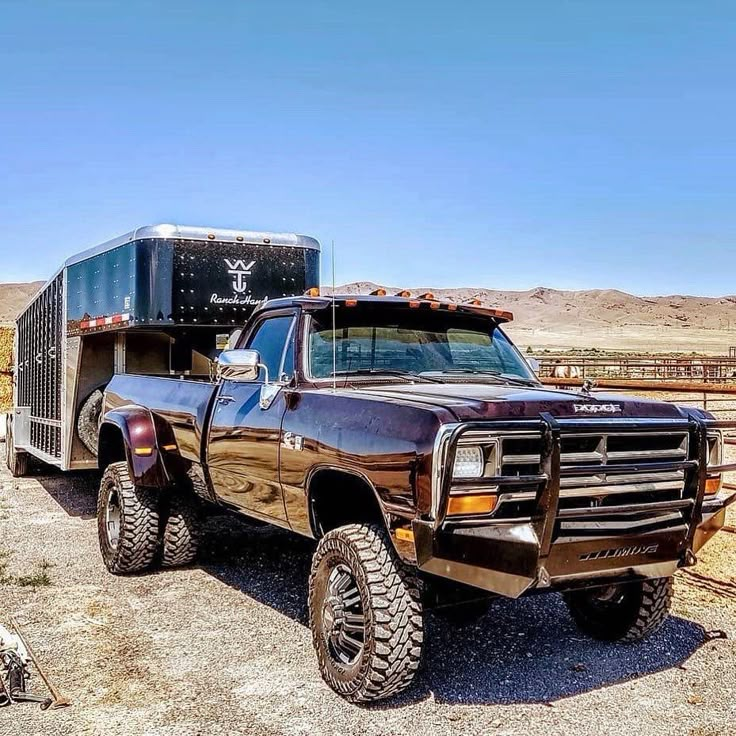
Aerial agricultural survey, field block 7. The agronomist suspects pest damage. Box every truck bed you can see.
[104,374,216,464]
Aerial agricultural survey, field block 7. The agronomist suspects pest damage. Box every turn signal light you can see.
[447,494,497,516]
[133,447,153,457]
[705,476,722,495]
[395,527,415,542]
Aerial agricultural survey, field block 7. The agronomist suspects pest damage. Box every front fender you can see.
[100,406,170,488]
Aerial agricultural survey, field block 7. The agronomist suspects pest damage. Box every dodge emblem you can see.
[573,403,623,414]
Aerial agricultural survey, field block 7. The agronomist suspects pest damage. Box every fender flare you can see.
[99,406,171,488]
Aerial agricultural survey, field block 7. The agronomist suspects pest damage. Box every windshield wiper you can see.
[427,369,539,387]
[333,368,446,384]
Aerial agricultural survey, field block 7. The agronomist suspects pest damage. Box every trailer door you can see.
[206,311,295,522]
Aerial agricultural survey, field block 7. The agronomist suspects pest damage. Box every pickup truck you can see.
[95,291,736,702]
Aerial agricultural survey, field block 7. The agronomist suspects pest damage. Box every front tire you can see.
[97,461,160,574]
[308,524,424,703]
[563,577,674,642]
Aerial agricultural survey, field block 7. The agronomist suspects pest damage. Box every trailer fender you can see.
[99,408,170,488]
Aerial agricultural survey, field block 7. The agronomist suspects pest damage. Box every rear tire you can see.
[162,497,201,567]
[308,523,424,703]
[5,415,29,478]
[97,461,160,574]
[563,577,674,642]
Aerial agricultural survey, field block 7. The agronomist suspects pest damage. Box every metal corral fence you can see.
[538,355,736,383]
[540,376,736,420]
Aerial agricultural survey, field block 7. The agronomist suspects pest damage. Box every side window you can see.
[245,316,294,382]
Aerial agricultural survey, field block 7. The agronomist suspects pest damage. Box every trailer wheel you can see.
[308,524,424,703]
[5,415,29,478]
[162,497,201,567]
[563,577,674,642]
[77,389,103,456]
[98,461,160,574]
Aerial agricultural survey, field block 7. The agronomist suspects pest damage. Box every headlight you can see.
[453,445,484,478]
[706,431,723,495]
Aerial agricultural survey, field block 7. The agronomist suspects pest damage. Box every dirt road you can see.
[1,464,735,736]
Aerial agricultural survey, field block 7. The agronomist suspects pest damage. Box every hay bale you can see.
[0,327,13,411]
[0,377,10,412]
[0,327,12,373]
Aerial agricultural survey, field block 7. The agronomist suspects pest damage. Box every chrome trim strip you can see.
[559,513,685,532]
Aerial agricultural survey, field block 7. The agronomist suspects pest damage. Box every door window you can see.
[245,315,295,382]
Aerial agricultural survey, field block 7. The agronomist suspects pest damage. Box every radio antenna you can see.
[331,239,337,392]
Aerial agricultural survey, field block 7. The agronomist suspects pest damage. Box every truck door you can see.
[206,310,296,522]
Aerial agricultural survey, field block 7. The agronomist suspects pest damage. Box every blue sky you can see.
[1,1,735,295]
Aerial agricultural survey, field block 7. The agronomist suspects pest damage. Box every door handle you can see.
[217,395,235,405]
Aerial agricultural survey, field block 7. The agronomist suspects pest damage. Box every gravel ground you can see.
[0,463,735,736]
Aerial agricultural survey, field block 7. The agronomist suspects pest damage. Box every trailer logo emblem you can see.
[573,403,623,414]
[225,259,256,294]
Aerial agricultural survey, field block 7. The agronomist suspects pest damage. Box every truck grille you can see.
[494,430,690,530]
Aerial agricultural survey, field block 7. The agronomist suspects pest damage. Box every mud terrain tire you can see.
[98,461,160,574]
[309,524,424,703]
[162,496,201,567]
[564,577,674,641]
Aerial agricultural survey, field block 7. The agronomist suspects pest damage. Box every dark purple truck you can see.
[94,292,736,702]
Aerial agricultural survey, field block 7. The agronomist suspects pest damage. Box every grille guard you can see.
[420,411,736,578]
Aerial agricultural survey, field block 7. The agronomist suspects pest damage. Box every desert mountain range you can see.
[0,281,43,324]
[3,279,736,354]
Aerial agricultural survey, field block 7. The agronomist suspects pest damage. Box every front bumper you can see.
[413,413,736,598]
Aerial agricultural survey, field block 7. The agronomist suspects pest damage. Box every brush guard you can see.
[413,412,736,598]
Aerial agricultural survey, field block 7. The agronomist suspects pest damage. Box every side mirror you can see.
[526,357,540,374]
[217,349,261,382]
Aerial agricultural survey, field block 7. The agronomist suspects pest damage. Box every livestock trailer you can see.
[5,224,320,475]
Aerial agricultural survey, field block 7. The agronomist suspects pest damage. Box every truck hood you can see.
[347,382,687,422]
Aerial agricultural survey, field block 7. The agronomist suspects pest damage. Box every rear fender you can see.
[100,407,171,488]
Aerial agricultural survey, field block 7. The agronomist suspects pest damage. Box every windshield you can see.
[307,305,537,382]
